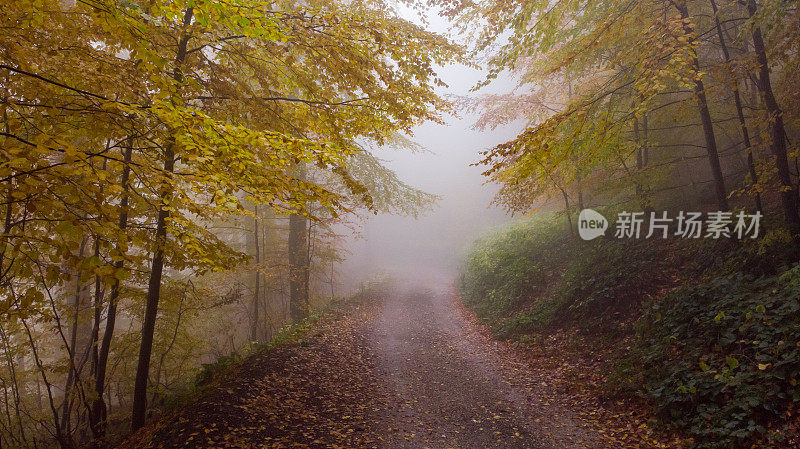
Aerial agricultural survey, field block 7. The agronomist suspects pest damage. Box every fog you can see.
[337,8,523,293]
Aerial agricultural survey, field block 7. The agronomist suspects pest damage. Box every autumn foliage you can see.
[0,0,459,446]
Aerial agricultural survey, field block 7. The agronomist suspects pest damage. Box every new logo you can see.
[578,208,608,240]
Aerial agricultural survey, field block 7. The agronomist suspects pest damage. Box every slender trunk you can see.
[86,237,103,443]
[260,216,273,341]
[642,114,649,166]
[131,143,174,432]
[634,115,644,201]
[87,162,108,423]
[632,112,651,210]
[250,206,260,343]
[0,325,27,446]
[305,222,313,301]
[90,145,133,438]
[710,0,763,212]
[88,159,107,384]
[89,238,102,378]
[746,0,799,232]
[289,212,309,322]
[289,166,309,322]
[561,189,574,237]
[61,238,88,435]
[131,8,193,431]
[677,0,729,210]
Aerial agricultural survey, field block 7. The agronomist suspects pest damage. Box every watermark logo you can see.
[578,209,762,240]
[578,208,608,240]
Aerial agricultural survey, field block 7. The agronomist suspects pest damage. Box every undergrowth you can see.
[458,211,800,447]
[155,290,379,415]
[632,264,800,448]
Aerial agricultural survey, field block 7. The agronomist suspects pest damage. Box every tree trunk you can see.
[677,0,729,211]
[89,239,102,379]
[250,206,260,343]
[306,221,313,301]
[130,146,174,432]
[746,0,800,232]
[642,114,649,166]
[61,238,88,436]
[131,7,193,432]
[90,144,132,439]
[632,112,653,211]
[289,212,309,322]
[561,188,574,237]
[634,115,644,201]
[88,159,108,388]
[710,0,762,212]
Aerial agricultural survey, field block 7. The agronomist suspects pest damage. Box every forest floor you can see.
[123,288,683,449]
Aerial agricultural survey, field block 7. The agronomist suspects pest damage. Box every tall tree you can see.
[438,0,757,214]
[90,144,133,437]
[250,206,261,343]
[709,0,762,212]
[745,0,800,233]
[131,7,194,431]
[0,0,461,442]
[288,211,309,322]
[673,0,729,211]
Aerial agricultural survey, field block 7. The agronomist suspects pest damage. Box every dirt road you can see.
[367,289,599,448]
[134,289,603,448]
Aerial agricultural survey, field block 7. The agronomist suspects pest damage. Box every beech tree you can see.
[0,0,460,445]
[440,0,799,237]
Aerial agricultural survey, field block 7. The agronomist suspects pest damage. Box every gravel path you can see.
[367,288,600,448]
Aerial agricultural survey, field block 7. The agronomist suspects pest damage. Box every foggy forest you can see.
[1,0,800,447]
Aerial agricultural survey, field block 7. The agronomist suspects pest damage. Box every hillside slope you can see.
[458,214,800,448]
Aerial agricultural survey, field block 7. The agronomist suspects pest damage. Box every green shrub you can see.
[458,214,572,322]
[493,295,566,338]
[683,228,796,280]
[458,213,675,335]
[635,264,800,447]
[553,238,673,331]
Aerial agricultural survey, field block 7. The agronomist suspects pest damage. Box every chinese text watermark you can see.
[578,209,761,241]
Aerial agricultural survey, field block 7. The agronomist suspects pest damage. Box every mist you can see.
[338,11,522,293]
[8,0,799,447]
